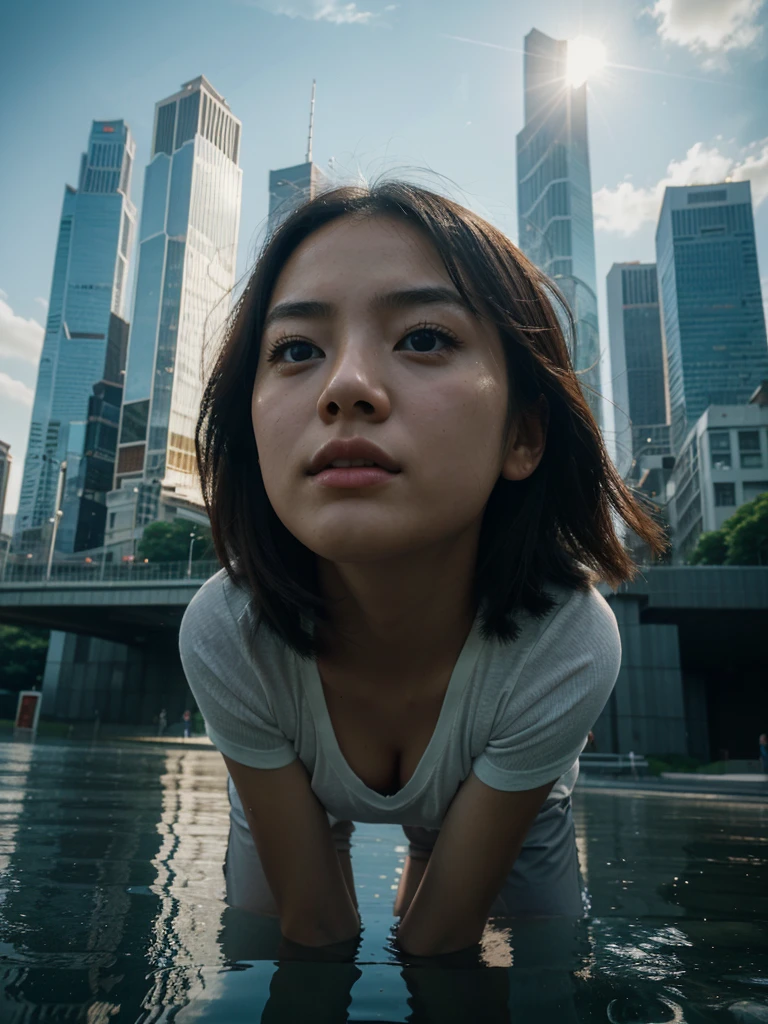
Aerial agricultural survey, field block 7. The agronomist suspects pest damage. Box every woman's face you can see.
[252,213,538,565]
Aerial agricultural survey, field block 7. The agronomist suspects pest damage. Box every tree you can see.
[137,520,215,563]
[688,491,768,566]
[689,530,728,565]
[0,626,49,689]
[727,492,768,565]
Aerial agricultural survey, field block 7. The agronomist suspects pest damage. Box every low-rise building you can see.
[667,381,768,563]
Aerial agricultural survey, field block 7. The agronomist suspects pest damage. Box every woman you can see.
[178,180,666,959]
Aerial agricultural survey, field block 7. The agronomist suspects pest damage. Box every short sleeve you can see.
[178,573,297,770]
[472,587,621,792]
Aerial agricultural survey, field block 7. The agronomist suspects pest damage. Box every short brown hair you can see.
[197,180,667,659]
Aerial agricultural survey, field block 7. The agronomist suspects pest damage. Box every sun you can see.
[566,36,607,88]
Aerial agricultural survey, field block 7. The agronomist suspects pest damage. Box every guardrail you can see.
[579,752,649,776]
[0,560,221,585]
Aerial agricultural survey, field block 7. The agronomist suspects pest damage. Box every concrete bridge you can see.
[1,563,766,761]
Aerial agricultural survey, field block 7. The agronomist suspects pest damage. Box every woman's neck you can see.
[314,533,480,681]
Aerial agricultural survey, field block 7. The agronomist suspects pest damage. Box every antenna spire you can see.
[306,79,316,164]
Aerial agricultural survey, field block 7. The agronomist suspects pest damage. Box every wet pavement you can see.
[0,738,766,1023]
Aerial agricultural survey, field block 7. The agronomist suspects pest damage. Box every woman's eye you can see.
[265,339,317,364]
[400,327,460,354]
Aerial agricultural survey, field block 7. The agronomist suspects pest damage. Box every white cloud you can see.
[0,371,34,407]
[256,0,380,23]
[34,296,49,311]
[0,295,45,363]
[649,0,766,54]
[593,139,768,235]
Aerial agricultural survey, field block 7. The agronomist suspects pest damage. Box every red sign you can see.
[102,125,115,133]
[15,692,41,731]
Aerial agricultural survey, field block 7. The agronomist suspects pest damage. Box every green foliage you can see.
[0,625,50,689]
[688,530,728,565]
[727,492,768,565]
[696,761,729,774]
[137,520,215,563]
[645,753,703,776]
[687,491,768,566]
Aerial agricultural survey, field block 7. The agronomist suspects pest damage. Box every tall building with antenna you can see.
[104,76,242,559]
[268,80,329,235]
[516,29,602,429]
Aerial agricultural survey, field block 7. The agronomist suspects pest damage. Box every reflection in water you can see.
[0,739,766,1023]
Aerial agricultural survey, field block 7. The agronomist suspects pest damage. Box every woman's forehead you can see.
[272,214,450,294]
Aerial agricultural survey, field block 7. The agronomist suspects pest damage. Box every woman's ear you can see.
[500,395,548,482]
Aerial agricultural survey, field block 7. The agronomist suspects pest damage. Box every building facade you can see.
[667,385,768,562]
[606,262,670,479]
[13,121,136,555]
[106,77,242,559]
[516,28,602,428]
[0,441,11,528]
[268,161,329,235]
[656,181,768,454]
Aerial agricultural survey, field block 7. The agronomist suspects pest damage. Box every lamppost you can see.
[45,460,67,582]
[130,486,140,564]
[187,532,198,578]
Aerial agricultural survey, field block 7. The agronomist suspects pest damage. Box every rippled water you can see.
[0,738,766,1023]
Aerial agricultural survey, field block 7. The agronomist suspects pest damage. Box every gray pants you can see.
[223,775,585,919]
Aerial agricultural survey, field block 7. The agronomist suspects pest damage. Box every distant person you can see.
[177,181,666,954]
[182,709,192,739]
[157,708,167,737]
[760,733,768,774]
[585,730,598,753]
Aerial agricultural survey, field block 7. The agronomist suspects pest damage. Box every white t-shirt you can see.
[178,568,621,830]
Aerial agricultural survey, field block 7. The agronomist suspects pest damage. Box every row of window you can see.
[709,429,765,470]
[621,266,658,306]
[714,480,768,506]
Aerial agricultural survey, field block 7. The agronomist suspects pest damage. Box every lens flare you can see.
[566,36,607,88]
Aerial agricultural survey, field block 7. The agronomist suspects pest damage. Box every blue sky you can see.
[1,0,767,516]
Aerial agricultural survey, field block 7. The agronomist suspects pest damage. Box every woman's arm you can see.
[223,754,360,947]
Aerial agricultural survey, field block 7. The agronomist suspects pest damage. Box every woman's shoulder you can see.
[515,581,620,663]
[179,567,258,654]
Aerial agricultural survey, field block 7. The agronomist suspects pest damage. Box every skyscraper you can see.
[606,263,670,479]
[656,181,768,453]
[267,82,328,235]
[106,77,242,556]
[516,28,602,428]
[14,121,136,554]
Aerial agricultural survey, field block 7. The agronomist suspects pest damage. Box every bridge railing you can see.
[0,560,222,585]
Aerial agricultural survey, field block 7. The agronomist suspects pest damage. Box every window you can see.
[738,430,762,469]
[709,431,731,470]
[109,512,116,529]
[743,481,768,503]
[714,483,736,506]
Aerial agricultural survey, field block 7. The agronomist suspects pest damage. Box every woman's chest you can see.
[317,668,452,798]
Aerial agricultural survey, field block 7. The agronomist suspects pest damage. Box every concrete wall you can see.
[41,628,191,726]
[600,594,687,756]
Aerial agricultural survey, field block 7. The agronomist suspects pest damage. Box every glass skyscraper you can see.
[106,77,242,555]
[516,28,602,428]
[268,161,329,235]
[14,121,136,554]
[607,263,670,479]
[656,181,768,453]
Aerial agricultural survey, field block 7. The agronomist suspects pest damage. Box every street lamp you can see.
[187,532,198,578]
[130,486,140,564]
[45,460,67,581]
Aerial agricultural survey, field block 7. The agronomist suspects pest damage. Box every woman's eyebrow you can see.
[263,286,470,331]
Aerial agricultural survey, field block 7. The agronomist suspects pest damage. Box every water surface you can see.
[0,739,766,1022]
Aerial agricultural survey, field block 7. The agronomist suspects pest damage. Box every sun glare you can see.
[566,36,607,88]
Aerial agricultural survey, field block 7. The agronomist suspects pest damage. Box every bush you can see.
[645,753,704,776]
[696,761,729,774]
